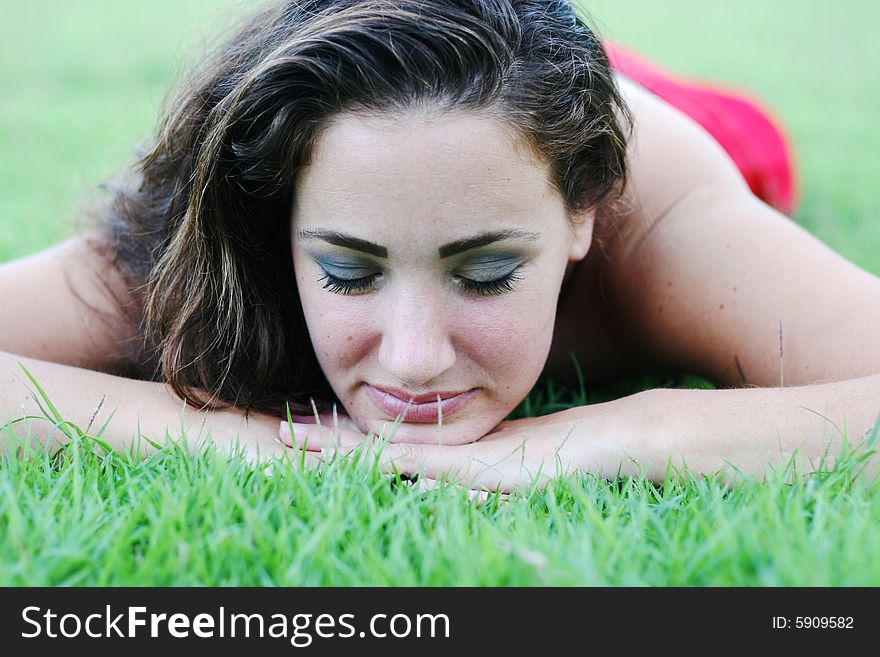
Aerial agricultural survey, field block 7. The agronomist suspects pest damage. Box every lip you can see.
[365,384,479,423]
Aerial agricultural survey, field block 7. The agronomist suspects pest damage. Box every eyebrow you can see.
[297,228,540,259]
[297,229,388,258]
[438,229,540,258]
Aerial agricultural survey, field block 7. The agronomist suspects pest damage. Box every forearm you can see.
[616,374,880,482]
[0,351,271,459]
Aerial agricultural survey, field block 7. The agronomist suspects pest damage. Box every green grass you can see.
[2,0,880,586]
[4,414,879,586]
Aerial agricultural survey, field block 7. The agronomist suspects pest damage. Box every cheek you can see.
[294,263,376,377]
[451,284,559,388]
[301,296,376,374]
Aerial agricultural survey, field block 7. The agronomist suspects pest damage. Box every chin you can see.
[359,417,492,446]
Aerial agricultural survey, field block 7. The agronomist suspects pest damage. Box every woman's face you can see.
[291,109,593,444]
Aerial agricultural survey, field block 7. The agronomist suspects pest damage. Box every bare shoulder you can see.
[586,76,880,387]
[551,77,752,379]
[0,232,143,374]
[594,75,751,260]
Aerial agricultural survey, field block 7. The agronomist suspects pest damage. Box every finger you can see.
[402,475,511,505]
[222,439,326,471]
[261,449,327,476]
[288,413,351,431]
[467,487,511,505]
[283,448,327,468]
[288,408,362,432]
[367,441,548,494]
[280,421,364,450]
[311,440,508,491]
[312,436,540,494]
[422,478,511,505]
[288,413,321,425]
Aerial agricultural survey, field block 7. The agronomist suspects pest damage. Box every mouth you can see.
[364,384,479,423]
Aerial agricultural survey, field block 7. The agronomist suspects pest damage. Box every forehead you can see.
[292,109,566,244]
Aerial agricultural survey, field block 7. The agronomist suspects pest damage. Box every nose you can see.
[376,288,456,388]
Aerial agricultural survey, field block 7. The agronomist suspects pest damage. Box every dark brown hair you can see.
[96,0,632,415]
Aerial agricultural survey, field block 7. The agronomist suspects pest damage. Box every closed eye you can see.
[317,270,379,295]
[316,265,523,297]
[455,266,523,296]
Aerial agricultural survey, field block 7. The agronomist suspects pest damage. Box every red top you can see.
[606,43,798,216]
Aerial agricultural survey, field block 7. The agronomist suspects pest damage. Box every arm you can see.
[1,350,292,464]
[620,377,880,482]
[582,76,880,480]
[0,237,294,463]
[0,234,135,373]
[281,376,879,490]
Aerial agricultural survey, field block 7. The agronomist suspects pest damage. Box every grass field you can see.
[2,0,879,586]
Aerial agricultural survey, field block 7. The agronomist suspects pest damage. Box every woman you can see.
[1,0,878,492]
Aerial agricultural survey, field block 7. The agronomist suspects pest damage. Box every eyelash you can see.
[456,270,522,296]
[317,268,522,297]
[318,272,379,295]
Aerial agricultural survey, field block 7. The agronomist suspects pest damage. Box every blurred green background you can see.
[1,0,878,270]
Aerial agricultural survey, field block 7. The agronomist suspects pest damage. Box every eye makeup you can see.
[310,254,381,295]
[312,254,378,279]
[454,253,524,280]
[309,250,530,297]
[451,252,525,296]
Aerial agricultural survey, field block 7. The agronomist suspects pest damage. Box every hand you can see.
[278,413,516,501]
[286,405,364,433]
[279,406,621,494]
[196,407,307,469]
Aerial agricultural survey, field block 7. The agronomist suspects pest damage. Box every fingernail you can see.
[279,421,293,445]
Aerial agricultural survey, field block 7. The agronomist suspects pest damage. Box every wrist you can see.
[591,387,671,480]
[160,401,270,453]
